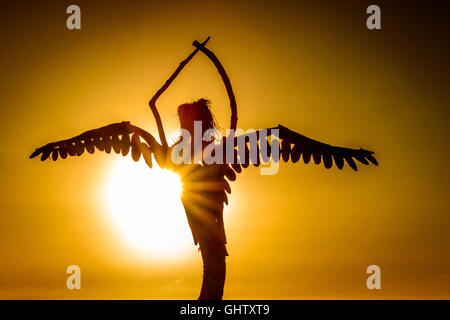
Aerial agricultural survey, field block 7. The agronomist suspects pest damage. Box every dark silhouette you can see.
[29,37,378,300]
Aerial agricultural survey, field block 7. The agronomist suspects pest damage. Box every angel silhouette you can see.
[29,37,378,300]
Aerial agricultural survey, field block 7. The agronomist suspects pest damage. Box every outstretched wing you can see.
[29,121,155,167]
[225,124,378,173]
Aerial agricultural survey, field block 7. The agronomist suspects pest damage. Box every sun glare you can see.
[104,157,193,261]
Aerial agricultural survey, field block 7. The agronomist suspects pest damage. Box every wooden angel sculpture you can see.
[30,37,378,300]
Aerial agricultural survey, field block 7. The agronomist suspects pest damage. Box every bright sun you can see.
[104,157,193,260]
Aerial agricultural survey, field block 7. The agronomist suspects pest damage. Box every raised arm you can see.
[192,40,237,131]
[149,37,211,148]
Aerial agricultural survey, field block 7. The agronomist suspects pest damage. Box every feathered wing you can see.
[225,124,378,173]
[29,121,156,167]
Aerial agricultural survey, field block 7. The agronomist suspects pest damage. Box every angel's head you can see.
[177,98,218,137]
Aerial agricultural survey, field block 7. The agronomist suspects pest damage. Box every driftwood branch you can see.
[148,37,211,148]
[192,40,238,131]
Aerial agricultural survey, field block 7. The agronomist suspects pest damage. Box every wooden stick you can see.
[149,37,211,147]
[192,40,237,131]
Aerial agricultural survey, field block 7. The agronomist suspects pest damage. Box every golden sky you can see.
[0,0,449,299]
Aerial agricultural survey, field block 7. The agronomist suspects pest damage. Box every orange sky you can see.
[0,0,449,299]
